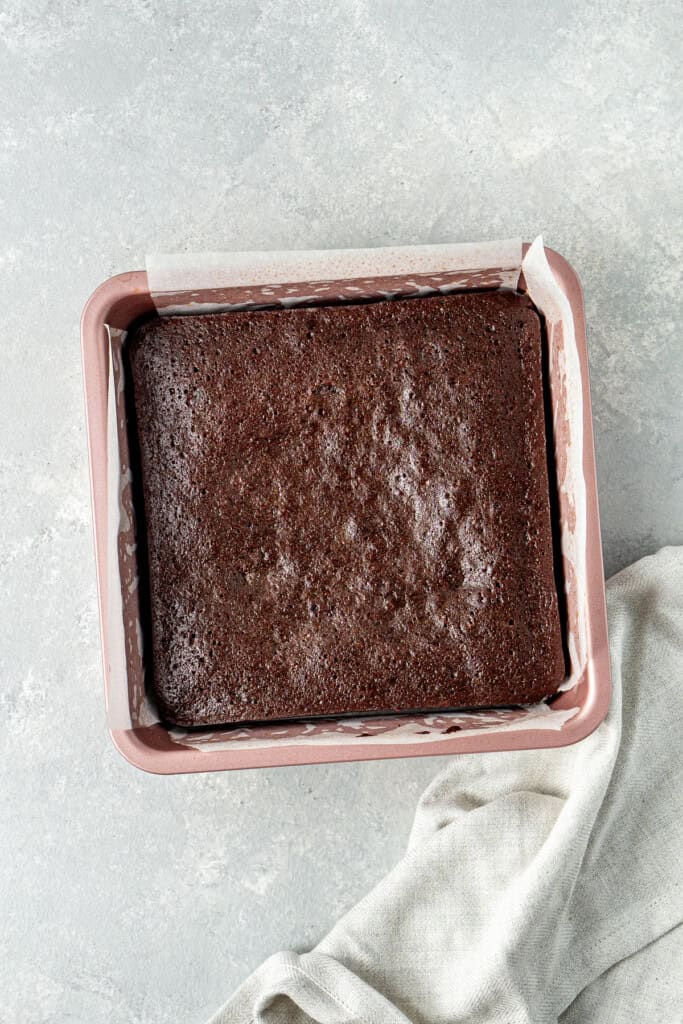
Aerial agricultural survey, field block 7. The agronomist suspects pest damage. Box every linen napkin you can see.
[209,547,683,1023]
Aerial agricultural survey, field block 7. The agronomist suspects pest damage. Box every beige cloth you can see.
[210,548,683,1023]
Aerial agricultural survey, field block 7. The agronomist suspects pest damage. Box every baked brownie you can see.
[127,291,565,727]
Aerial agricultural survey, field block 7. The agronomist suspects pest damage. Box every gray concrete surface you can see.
[1,1,681,1021]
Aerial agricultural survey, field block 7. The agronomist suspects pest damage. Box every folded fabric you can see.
[209,548,683,1024]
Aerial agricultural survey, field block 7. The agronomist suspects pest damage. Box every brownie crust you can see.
[128,291,565,727]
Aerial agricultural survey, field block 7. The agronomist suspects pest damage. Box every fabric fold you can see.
[210,548,683,1024]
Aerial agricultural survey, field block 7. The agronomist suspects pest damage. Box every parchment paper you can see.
[104,238,586,747]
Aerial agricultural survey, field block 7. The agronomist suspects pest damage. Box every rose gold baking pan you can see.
[81,240,610,773]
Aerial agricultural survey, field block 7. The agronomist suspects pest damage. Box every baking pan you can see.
[81,240,610,773]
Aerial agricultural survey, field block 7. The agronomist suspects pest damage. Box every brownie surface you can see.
[127,291,565,727]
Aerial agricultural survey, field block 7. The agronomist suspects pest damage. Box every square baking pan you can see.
[81,241,610,773]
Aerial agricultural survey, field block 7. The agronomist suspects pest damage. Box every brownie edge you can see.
[127,291,565,727]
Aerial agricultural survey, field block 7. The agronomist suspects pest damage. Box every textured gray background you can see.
[1,1,681,1021]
